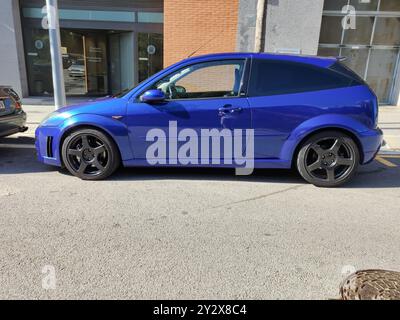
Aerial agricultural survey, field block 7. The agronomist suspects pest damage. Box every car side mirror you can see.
[140,89,166,104]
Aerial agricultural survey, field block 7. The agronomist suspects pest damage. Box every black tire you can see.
[296,131,360,187]
[61,128,121,180]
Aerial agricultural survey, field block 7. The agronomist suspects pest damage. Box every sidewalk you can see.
[21,103,400,152]
[379,106,400,152]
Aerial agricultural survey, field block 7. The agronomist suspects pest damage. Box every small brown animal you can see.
[340,269,400,300]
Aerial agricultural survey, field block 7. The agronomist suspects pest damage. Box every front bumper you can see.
[360,127,383,164]
[35,125,63,167]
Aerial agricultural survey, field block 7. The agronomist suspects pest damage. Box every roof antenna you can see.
[187,36,218,58]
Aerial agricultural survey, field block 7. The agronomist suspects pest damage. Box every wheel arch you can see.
[290,127,364,169]
[59,124,124,166]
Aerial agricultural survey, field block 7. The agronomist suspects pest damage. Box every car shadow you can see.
[110,166,306,185]
[109,162,400,188]
[0,136,57,174]
[0,135,399,188]
[344,160,400,189]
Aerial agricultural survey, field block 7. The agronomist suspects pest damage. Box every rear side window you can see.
[248,59,356,97]
[328,62,365,86]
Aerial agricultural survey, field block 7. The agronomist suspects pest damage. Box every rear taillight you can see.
[15,101,22,110]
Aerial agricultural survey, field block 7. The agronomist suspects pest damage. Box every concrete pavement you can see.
[379,106,400,151]
[0,103,399,300]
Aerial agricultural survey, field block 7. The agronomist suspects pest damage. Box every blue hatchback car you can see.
[35,53,382,187]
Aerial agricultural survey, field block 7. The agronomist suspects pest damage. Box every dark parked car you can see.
[0,86,28,138]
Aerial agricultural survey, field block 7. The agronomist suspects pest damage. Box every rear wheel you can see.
[296,131,360,187]
[61,128,120,180]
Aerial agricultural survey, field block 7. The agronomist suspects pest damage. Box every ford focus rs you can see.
[35,53,382,187]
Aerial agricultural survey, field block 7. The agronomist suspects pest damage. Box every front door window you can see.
[148,60,245,100]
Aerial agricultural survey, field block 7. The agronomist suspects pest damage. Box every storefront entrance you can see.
[23,27,163,97]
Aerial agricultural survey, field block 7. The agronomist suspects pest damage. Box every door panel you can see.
[250,95,307,159]
[125,58,251,164]
[125,98,251,163]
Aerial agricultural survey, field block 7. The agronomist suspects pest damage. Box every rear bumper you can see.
[359,127,383,164]
[0,111,27,137]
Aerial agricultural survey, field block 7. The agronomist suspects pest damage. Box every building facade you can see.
[1,0,399,106]
[2,0,163,98]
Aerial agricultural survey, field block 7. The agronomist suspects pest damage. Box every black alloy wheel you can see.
[61,128,120,180]
[297,131,360,187]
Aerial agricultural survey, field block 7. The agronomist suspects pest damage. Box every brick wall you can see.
[176,63,240,93]
[164,0,239,67]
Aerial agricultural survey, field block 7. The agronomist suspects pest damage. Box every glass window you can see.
[366,49,399,103]
[61,30,87,96]
[22,8,136,23]
[23,27,53,96]
[23,26,109,96]
[319,16,343,44]
[323,0,349,11]
[137,12,164,23]
[323,0,379,11]
[341,48,370,78]
[373,17,400,46]
[343,16,374,45]
[318,47,340,57]
[80,32,108,95]
[138,33,164,83]
[248,59,353,97]
[150,60,245,100]
[349,0,379,11]
[380,0,400,11]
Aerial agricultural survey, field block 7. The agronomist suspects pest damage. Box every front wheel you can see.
[296,131,360,187]
[61,128,120,180]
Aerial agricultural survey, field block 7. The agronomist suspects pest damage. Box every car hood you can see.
[57,96,116,115]
[40,96,126,127]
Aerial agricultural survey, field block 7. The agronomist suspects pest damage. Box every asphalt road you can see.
[0,110,399,299]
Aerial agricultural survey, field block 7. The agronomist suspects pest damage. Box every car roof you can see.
[182,52,337,68]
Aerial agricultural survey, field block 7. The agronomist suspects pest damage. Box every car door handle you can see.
[218,104,243,116]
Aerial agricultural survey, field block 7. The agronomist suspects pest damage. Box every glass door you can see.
[109,32,135,95]
[84,32,108,95]
[61,30,87,95]
[23,28,109,96]
[138,33,163,83]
